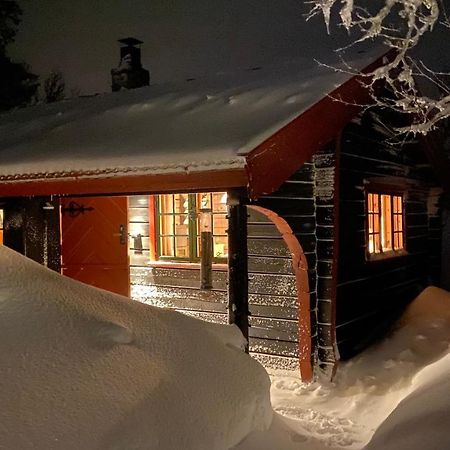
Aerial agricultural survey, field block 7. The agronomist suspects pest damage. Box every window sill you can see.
[146,261,228,271]
[366,249,408,262]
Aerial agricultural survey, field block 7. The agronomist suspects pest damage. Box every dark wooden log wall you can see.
[253,149,341,377]
[336,113,442,359]
[128,194,301,370]
[428,189,443,286]
[250,162,318,371]
[1,197,60,271]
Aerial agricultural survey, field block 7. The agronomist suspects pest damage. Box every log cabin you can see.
[0,41,445,380]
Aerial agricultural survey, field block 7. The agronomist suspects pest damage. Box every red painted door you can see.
[61,196,129,297]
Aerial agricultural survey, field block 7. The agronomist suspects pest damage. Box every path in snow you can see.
[236,286,450,450]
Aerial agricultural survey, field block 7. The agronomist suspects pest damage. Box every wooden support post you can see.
[200,231,213,289]
[227,190,249,350]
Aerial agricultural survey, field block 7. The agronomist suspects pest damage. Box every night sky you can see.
[10,0,450,95]
[10,0,354,94]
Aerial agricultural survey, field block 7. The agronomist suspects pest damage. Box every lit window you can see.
[155,192,228,262]
[367,192,404,256]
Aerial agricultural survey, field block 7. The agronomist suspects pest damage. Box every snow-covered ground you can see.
[1,245,450,449]
[236,286,450,450]
[0,246,271,450]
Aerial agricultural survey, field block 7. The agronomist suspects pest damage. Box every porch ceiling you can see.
[0,47,386,198]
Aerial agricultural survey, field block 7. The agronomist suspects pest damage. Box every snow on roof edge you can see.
[0,156,247,182]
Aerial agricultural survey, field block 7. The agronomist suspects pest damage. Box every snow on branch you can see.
[307,0,450,134]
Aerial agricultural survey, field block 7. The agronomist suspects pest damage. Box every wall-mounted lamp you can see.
[132,233,143,254]
[42,201,55,211]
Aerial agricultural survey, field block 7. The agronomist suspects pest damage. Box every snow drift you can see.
[365,352,450,450]
[250,286,450,450]
[364,287,450,450]
[0,246,272,450]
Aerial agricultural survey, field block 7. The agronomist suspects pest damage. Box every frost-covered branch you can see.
[307,0,450,134]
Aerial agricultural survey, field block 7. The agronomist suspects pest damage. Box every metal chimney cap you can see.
[118,37,144,47]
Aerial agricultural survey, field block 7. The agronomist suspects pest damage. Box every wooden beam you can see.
[0,168,248,198]
[227,190,249,349]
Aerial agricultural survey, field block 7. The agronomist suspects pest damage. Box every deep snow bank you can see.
[364,287,450,450]
[365,352,450,450]
[0,246,272,450]
[257,286,450,450]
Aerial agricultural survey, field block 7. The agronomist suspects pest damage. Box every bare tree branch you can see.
[307,0,450,134]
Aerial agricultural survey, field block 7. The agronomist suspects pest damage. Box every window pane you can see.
[175,236,189,258]
[368,215,373,233]
[160,236,174,257]
[174,194,189,214]
[368,235,374,254]
[212,192,227,213]
[373,213,380,233]
[374,234,381,253]
[159,194,173,214]
[396,196,402,213]
[373,194,379,213]
[381,195,392,251]
[160,215,174,236]
[197,193,211,210]
[213,236,228,258]
[398,232,404,249]
[368,193,373,213]
[174,213,189,235]
[393,214,401,232]
[213,213,228,235]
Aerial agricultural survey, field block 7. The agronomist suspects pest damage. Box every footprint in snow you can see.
[275,406,365,448]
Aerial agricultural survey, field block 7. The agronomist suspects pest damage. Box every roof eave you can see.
[245,51,392,199]
[0,167,248,197]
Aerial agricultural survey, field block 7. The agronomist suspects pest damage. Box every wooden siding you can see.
[250,162,317,370]
[128,194,301,370]
[427,188,443,285]
[251,152,341,376]
[336,113,442,359]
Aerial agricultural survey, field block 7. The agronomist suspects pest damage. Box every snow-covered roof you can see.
[0,48,385,196]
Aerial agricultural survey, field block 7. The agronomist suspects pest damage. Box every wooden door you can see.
[61,196,129,297]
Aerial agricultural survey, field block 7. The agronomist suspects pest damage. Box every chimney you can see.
[111,37,150,92]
